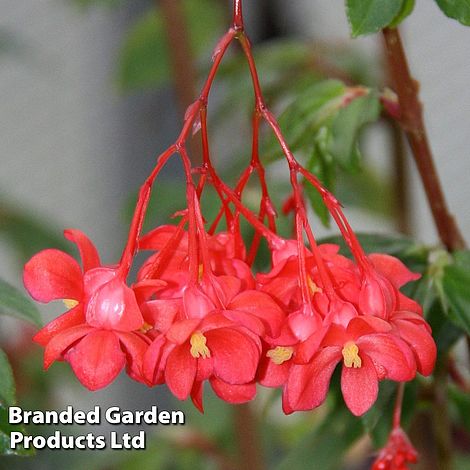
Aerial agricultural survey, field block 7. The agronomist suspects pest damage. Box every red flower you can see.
[372,427,418,470]
[284,316,416,416]
[24,230,148,390]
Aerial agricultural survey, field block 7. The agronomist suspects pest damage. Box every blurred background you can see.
[0,1,469,469]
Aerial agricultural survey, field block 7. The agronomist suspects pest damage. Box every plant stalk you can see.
[382,27,465,251]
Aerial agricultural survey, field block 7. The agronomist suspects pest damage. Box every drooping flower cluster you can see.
[23,6,436,468]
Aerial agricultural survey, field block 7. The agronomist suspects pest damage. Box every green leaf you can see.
[389,0,416,27]
[442,261,470,334]
[0,350,15,406]
[276,401,363,470]
[118,0,224,91]
[0,406,34,456]
[0,278,41,327]
[435,0,470,26]
[346,0,404,37]
[328,91,380,170]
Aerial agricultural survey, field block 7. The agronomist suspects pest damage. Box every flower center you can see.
[266,346,294,365]
[63,299,78,309]
[307,277,323,296]
[190,331,211,359]
[342,341,362,368]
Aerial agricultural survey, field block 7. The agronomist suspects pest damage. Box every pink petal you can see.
[43,324,93,369]
[210,377,256,404]
[258,356,291,387]
[23,249,83,303]
[86,277,144,331]
[64,229,100,272]
[165,343,197,400]
[357,334,415,381]
[286,347,342,411]
[33,305,85,347]
[393,319,436,376]
[222,309,265,336]
[341,354,378,416]
[205,327,260,384]
[288,310,322,341]
[66,330,126,390]
[183,285,216,319]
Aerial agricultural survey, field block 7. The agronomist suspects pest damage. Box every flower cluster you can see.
[23,8,435,469]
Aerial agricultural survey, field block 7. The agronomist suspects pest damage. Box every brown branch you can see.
[233,404,266,470]
[382,27,466,251]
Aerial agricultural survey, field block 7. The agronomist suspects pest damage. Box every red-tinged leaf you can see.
[369,253,420,288]
[206,327,260,384]
[66,330,126,390]
[23,249,83,303]
[165,343,197,400]
[33,304,85,346]
[42,325,92,368]
[210,377,256,404]
[286,346,341,411]
[393,319,436,376]
[358,334,415,381]
[341,354,378,416]
[63,229,100,272]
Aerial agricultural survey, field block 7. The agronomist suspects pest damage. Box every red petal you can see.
[357,334,415,381]
[33,305,85,346]
[142,299,180,333]
[347,316,393,338]
[258,356,291,387]
[394,319,436,376]
[341,354,378,416]
[286,347,341,411]
[43,325,92,368]
[132,279,168,304]
[205,327,260,384]
[142,335,170,385]
[66,330,126,390]
[23,249,83,303]
[166,318,201,344]
[116,331,150,382]
[64,229,100,272]
[139,225,188,251]
[191,380,204,413]
[369,253,420,288]
[165,343,197,400]
[210,378,256,404]
[222,309,265,336]
[228,290,284,337]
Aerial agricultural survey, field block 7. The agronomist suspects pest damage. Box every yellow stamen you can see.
[63,299,78,309]
[307,277,323,296]
[266,346,294,365]
[190,331,211,359]
[342,342,362,368]
[139,322,153,334]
